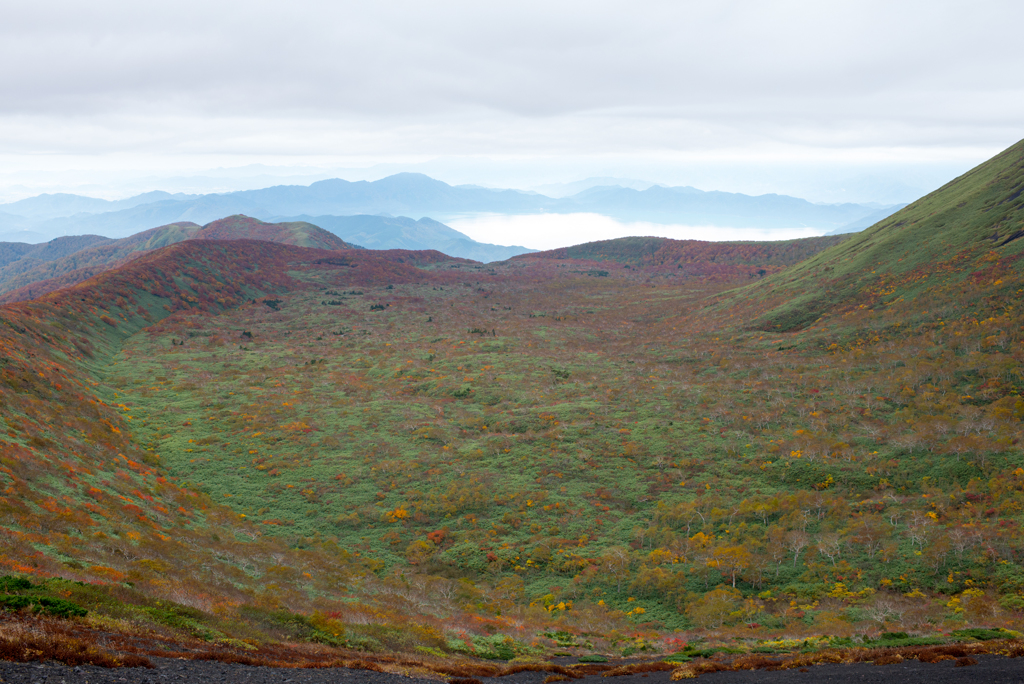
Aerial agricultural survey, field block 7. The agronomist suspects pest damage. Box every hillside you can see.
[742,137,1024,332]
[516,235,850,278]
[0,216,354,302]
[0,239,517,660]
[0,234,113,270]
[0,140,1023,671]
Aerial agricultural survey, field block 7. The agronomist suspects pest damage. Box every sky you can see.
[2,0,1023,242]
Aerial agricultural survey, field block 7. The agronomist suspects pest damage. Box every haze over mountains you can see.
[0,174,900,253]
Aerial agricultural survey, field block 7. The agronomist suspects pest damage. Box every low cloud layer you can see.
[448,213,826,252]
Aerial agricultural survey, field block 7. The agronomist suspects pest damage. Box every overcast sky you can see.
[2,0,1023,206]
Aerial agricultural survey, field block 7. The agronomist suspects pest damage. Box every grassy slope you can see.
[0,242,469,613]
[0,235,113,273]
[741,137,1024,331]
[3,240,632,659]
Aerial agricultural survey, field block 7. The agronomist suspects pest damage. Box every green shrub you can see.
[662,652,692,663]
[952,628,1011,641]
[0,595,34,611]
[0,576,33,592]
[36,597,88,618]
[310,629,345,647]
[144,607,215,640]
[0,594,87,618]
[578,654,608,663]
[880,631,908,640]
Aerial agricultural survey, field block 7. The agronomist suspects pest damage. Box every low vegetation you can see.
[0,139,1022,672]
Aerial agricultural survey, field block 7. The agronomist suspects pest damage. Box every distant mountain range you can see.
[0,174,900,252]
[825,203,909,235]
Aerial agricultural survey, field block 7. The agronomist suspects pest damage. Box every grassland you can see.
[0,139,1022,670]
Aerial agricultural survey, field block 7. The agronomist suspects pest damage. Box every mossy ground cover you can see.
[2,143,1024,661]
[100,248,1024,636]
[110,266,735,624]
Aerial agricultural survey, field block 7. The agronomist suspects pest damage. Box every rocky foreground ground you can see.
[2,655,1024,684]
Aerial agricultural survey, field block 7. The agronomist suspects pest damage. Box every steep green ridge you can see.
[745,137,1024,331]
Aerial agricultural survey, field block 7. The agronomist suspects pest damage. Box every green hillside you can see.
[744,138,1024,331]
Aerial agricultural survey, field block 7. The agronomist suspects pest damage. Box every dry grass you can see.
[0,619,153,669]
[504,662,578,677]
[730,654,783,670]
[602,661,677,677]
[568,663,616,677]
[427,660,505,678]
[0,611,1015,680]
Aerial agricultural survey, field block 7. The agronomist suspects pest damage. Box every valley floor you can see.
[2,655,1024,684]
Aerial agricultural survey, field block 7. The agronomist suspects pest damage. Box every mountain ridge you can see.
[739,136,1024,331]
[0,216,355,302]
[0,174,896,246]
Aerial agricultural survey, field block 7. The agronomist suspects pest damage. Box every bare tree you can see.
[785,530,810,567]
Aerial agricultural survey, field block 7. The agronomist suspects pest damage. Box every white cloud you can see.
[0,0,1021,201]
[447,213,826,251]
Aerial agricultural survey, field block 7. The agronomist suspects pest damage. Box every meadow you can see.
[0,138,1022,671]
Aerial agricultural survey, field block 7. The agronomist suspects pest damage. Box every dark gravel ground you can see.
[2,655,1024,684]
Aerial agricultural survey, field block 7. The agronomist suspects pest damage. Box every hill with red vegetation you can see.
[0,216,358,303]
[192,215,352,250]
[0,239,493,646]
[515,234,849,280]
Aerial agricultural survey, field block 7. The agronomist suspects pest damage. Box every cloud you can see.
[447,213,826,251]
[0,0,1021,194]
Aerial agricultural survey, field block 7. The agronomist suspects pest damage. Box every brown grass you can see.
[569,663,616,677]
[504,662,578,677]
[428,661,504,678]
[0,622,153,669]
[730,654,783,670]
[602,661,677,677]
